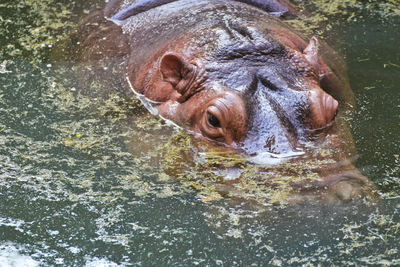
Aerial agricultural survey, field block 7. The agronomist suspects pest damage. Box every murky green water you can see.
[0,0,399,266]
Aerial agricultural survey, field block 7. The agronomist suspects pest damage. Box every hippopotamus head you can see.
[125,1,347,158]
[64,0,376,202]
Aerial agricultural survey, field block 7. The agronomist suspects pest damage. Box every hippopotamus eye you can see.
[208,113,221,128]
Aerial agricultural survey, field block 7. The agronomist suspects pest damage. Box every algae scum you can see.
[0,0,399,265]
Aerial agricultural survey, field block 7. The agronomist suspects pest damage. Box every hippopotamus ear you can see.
[303,36,320,74]
[159,53,191,87]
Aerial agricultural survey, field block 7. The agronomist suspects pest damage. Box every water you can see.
[0,0,399,266]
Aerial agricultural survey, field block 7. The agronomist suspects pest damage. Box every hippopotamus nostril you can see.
[324,93,339,123]
[307,89,339,130]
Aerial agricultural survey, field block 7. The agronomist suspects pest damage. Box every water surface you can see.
[0,0,399,265]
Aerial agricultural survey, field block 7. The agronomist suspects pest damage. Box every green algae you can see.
[0,0,75,62]
[0,0,396,210]
[0,0,399,265]
[287,0,400,34]
[337,213,400,265]
[157,125,357,206]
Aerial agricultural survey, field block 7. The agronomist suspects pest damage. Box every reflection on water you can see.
[0,244,39,267]
[0,0,399,265]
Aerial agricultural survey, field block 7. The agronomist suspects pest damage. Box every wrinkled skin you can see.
[66,0,377,201]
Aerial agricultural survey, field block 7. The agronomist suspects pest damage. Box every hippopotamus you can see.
[67,0,376,201]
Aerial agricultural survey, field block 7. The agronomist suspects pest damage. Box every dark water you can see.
[0,0,399,266]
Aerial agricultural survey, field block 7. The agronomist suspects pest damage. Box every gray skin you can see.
[69,0,376,201]
[108,0,298,22]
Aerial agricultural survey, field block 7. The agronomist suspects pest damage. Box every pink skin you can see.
[159,88,247,146]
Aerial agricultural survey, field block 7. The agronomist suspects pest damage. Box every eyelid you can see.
[210,98,231,120]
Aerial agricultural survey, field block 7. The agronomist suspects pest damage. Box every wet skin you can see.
[109,0,298,22]
[69,0,376,201]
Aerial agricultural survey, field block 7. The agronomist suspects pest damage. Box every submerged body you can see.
[67,0,376,201]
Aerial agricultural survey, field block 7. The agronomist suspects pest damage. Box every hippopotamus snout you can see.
[239,69,339,156]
